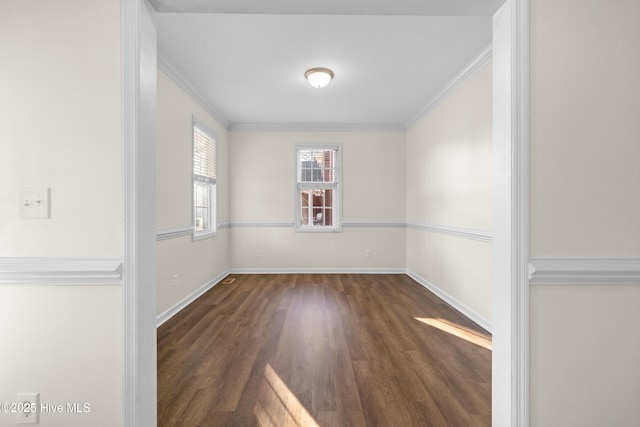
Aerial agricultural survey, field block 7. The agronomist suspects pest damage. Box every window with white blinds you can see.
[194,124,216,185]
[295,144,342,231]
[193,118,217,238]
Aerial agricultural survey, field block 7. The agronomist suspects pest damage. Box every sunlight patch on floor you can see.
[254,363,320,427]
[415,317,492,350]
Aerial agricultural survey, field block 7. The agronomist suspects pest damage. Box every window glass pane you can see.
[194,182,210,232]
[324,189,333,207]
[296,146,339,229]
[324,208,333,226]
[300,191,310,225]
[298,148,336,183]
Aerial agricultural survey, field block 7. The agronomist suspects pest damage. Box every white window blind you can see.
[193,123,216,184]
[193,118,217,238]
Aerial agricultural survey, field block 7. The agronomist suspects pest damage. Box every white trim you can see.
[156,269,231,327]
[122,1,157,425]
[342,220,405,228]
[406,221,492,242]
[192,230,217,241]
[231,268,406,275]
[157,51,230,130]
[0,258,123,285]
[215,220,492,243]
[156,225,193,241]
[406,269,492,333]
[405,43,493,129]
[227,221,295,228]
[229,122,405,133]
[529,258,640,285]
[513,2,530,425]
[491,1,530,426]
[121,2,139,425]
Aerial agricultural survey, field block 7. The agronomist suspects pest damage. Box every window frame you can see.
[294,143,342,232]
[192,116,217,241]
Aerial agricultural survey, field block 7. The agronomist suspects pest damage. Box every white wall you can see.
[530,0,640,425]
[229,131,406,271]
[0,0,122,256]
[156,69,230,317]
[0,1,124,426]
[0,285,122,427]
[405,63,493,327]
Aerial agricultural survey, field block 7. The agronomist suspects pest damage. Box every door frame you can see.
[121,0,531,425]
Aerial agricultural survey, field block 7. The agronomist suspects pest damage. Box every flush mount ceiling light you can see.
[305,67,334,88]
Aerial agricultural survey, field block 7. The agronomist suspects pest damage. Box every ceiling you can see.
[152,0,502,130]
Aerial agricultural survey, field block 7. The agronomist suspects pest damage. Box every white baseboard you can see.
[156,269,231,327]
[230,267,406,275]
[406,269,492,333]
[156,268,490,334]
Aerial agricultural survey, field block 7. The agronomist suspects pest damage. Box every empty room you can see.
[154,1,495,425]
[1,1,639,427]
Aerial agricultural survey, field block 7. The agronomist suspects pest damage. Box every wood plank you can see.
[158,274,491,426]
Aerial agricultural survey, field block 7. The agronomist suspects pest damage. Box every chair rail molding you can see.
[0,257,123,285]
[529,258,640,285]
[156,225,193,241]
[406,221,492,242]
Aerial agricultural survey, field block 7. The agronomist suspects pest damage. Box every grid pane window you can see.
[193,119,216,237]
[295,145,341,231]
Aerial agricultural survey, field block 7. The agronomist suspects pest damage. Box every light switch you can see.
[18,188,50,219]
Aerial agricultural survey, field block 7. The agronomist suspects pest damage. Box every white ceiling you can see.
[152,1,500,129]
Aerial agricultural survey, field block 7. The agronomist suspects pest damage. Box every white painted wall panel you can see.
[0,1,124,425]
[156,69,231,316]
[531,285,640,427]
[229,131,406,270]
[0,0,123,257]
[231,227,405,271]
[530,1,640,425]
[530,0,640,258]
[406,63,493,325]
[0,285,123,427]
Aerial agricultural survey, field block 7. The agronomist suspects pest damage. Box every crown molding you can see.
[0,257,123,285]
[229,122,406,133]
[405,43,493,129]
[157,50,231,130]
[529,258,640,285]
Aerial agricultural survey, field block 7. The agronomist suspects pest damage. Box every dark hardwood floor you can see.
[157,274,491,426]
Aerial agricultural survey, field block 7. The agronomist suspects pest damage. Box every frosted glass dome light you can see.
[305,67,334,88]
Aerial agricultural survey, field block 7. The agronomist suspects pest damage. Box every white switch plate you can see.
[18,188,50,219]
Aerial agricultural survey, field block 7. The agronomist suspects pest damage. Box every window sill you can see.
[295,225,343,233]
[193,230,217,241]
